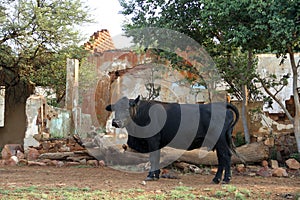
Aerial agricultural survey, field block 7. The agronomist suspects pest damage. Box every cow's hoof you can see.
[145,177,159,181]
[222,177,231,184]
[221,180,230,184]
[212,178,221,184]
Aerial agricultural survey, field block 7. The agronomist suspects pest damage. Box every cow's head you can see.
[105,96,140,128]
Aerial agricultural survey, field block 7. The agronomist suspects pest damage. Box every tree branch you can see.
[258,77,294,123]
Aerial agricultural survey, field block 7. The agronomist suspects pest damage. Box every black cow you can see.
[106,96,239,184]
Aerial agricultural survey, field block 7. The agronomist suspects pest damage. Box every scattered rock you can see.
[48,160,58,166]
[87,160,99,167]
[41,142,51,152]
[1,144,23,160]
[39,152,74,160]
[56,161,64,168]
[161,169,179,179]
[16,150,25,160]
[270,160,279,169]
[27,161,46,166]
[141,181,146,186]
[264,138,274,147]
[0,160,5,166]
[189,165,202,174]
[27,148,40,161]
[236,164,246,173]
[257,136,264,142]
[249,172,256,177]
[210,168,218,175]
[174,162,190,173]
[79,159,87,165]
[60,145,70,152]
[261,160,269,167]
[18,159,28,166]
[285,158,300,170]
[256,167,272,177]
[98,160,105,167]
[66,162,80,166]
[272,167,288,177]
[6,156,19,166]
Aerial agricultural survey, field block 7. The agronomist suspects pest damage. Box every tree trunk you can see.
[241,84,250,144]
[288,47,300,153]
[84,142,269,166]
[162,142,269,166]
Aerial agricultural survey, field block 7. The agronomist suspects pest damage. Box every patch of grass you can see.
[240,188,251,197]
[118,188,145,194]
[215,190,227,198]
[14,185,38,193]
[223,185,237,193]
[295,193,300,200]
[235,191,246,200]
[0,188,10,195]
[152,194,167,200]
[290,153,300,162]
[174,186,193,192]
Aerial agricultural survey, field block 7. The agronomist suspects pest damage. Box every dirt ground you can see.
[0,165,299,199]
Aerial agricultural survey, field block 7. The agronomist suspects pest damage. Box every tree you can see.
[254,0,300,151]
[0,0,92,105]
[120,0,300,150]
[120,0,261,143]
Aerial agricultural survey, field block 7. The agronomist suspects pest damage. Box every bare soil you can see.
[0,166,299,199]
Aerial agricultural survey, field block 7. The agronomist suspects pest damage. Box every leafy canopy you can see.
[120,0,299,100]
[0,0,93,104]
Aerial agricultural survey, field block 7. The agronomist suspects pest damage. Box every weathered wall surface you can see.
[0,103,26,147]
[80,50,227,132]
[257,53,300,113]
[0,81,33,148]
[23,95,74,150]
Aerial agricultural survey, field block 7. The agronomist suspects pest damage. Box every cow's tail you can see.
[226,103,239,128]
[226,103,246,164]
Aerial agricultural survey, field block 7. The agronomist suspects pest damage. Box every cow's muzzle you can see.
[112,119,120,128]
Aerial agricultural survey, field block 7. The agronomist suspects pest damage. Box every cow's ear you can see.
[105,105,112,111]
[130,95,140,107]
[135,95,140,104]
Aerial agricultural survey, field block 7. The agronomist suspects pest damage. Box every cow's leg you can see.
[222,155,231,184]
[145,149,161,181]
[213,143,232,184]
[212,148,224,184]
[222,148,232,184]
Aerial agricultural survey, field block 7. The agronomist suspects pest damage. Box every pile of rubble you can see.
[0,136,299,179]
[0,137,105,167]
[236,158,300,178]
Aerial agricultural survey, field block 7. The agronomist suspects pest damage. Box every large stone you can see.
[87,160,99,167]
[270,160,279,169]
[1,144,23,160]
[27,161,46,166]
[6,156,19,166]
[272,167,288,177]
[261,160,268,167]
[285,158,300,170]
[264,138,274,147]
[236,164,246,173]
[27,148,40,161]
[39,152,74,160]
[256,167,272,177]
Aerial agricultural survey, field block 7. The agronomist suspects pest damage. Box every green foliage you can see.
[290,153,300,162]
[120,0,300,149]
[0,0,93,103]
[234,132,246,147]
[120,0,299,95]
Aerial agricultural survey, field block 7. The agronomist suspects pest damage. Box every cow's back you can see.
[126,101,233,153]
